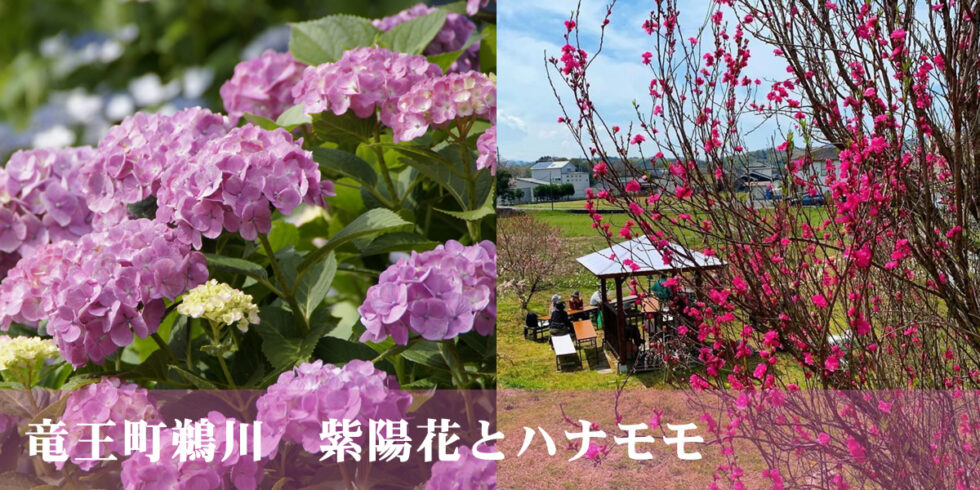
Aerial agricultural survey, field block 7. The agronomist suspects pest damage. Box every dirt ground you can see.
[496,390,768,489]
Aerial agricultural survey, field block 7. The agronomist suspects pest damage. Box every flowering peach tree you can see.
[497,213,574,311]
[0,1,496,487]
[551,0,980,487]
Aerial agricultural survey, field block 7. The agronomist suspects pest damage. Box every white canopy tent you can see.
[576,236,725,366]
[576,236,725,279]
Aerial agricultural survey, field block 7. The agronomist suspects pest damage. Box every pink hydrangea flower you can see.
[0,219,207,366]
[220,50,306,122]
[79,108,233,212]
[58,378,160,471]
[155,124,333,247]
[255,360,412,455]
[392,71,495,143]
[358,240,496,345]
[0,147,126,278]
[465,0,490,15]
[476,126,497,174]
[292,47,441,128]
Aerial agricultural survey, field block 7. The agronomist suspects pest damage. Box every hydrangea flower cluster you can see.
[425,445,497,490]
[58,378,160,471]
[0,219,207,366]
[120,411,267,490]
[177,279,259,332]
[155,124,333,246]
[79,108,233,212]
[0,148,126,278]
[0,335,59,380]
[219,50,306,122]
[255,360,412,454]
[466,0,490,15]
[358,240,496,345]
[372,3,480,73]
[392,71,496,143]
[291,47,442,128]
[476,126,497,174]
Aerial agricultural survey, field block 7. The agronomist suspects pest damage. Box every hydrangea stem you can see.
[25,386,39,413]
[357,458,374,488]
[17,366,33,391]
[259,233,310,335]
[455,120,481,243]
[209,321,237,389]
[150,332,178,364]
[338,461,355,490]
[186,318,195,371]
[374,124,400,205]
[440,340,475,430]
[395,175,424,209]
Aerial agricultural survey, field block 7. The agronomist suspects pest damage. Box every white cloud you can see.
[498,112,528,132]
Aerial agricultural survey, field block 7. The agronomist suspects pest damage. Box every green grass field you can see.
[497,210,670,389]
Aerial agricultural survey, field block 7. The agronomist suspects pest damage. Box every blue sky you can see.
[497,0,786,162]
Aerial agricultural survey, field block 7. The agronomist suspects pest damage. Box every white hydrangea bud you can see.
[177,280,260,331]
[0,336,60,385]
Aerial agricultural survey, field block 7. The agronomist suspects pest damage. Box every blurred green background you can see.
[0,0,441,160]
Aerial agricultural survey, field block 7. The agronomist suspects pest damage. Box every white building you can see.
[529,160,590,199]
[506,177,548,204]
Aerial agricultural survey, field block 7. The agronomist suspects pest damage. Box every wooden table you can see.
[568,306,597,320]
[541,305,597,323]
[573,320,599,366]
[551,334,581,371]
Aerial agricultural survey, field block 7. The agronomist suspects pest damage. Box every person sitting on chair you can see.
[590,290,603,306]
[550,294,562,315]
[549,301,571,337]
[590,290,606,327]
[524,311,540,339]
[652,273,673,301]
[569,290,584,310]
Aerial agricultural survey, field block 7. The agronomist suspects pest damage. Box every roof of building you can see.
[576,236,725,278]
[739,169,777,182]
[514,177,549,186]
[808,145,841,161]
[530,160,573,170]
